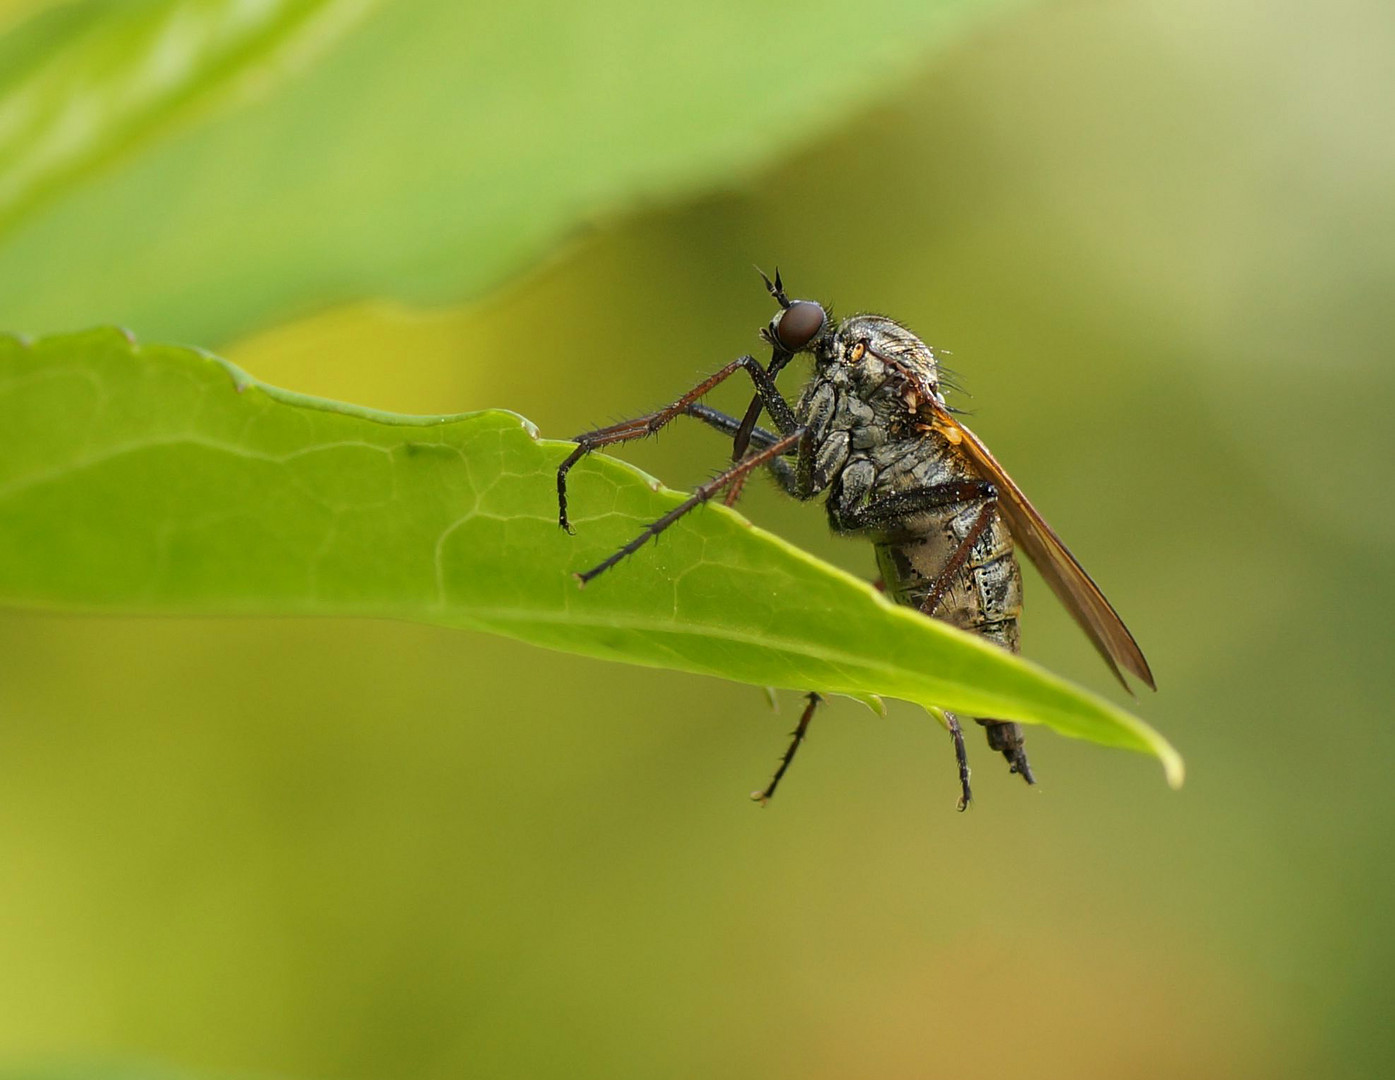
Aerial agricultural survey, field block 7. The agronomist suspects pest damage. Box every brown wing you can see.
[926,401,1155,693]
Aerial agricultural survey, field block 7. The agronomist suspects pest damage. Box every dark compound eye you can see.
[774,300,826,351]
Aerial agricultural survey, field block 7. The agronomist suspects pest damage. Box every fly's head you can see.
[760,283,828,358]
[757,272,941,410]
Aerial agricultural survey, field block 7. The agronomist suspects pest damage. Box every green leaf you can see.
[0,329,1182,786]
[0,0,1027,343]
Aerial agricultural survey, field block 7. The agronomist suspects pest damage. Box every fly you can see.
[555,271,1154,809]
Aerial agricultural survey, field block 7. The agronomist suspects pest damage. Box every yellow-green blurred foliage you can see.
[2,1,1392,1078]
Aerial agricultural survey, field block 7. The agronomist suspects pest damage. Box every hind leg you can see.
[939,710,974,811]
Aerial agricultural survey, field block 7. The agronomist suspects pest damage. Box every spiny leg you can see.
[726,344,801,504]
[718,387,777,509]
[692,401,793,508]
[682,403,783,453]
[718,400,794,508]
[722,418,760,508]
[942,710,974,811]
[682,402,797,497]
[556,354,799,533]
[730,395,771,469]
[576,427,806,585]
[752,692,821,805]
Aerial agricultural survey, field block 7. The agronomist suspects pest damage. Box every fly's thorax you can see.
[793,314,946,496]
[793,371,853,496]
[810,313,944,408]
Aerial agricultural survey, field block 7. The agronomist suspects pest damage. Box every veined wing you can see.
[925,400,1155,693]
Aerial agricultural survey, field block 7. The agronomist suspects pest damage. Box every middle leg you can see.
[752,692,821,805]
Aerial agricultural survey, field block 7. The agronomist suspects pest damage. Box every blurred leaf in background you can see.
[0,0,1026,343]
[1,0,1393,1079]
[0,0,379,235]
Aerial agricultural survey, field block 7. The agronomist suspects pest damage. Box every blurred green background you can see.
[1,0,1392,1078]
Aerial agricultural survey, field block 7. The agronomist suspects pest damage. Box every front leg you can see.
[683,403,797,495]
[556,354,799,532]
[729,346,799,463]
[575,426,808,584]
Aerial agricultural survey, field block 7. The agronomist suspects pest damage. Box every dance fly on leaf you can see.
[556,271,1153,809]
